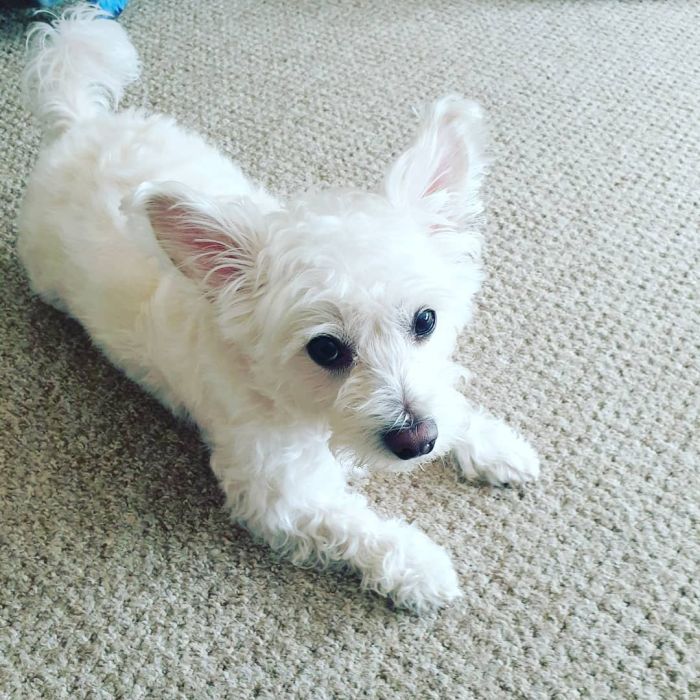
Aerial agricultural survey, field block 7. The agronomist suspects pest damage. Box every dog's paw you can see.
[361,525,461,612]
[455,417,540,486]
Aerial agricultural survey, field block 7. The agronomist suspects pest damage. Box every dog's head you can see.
[141,97,487,470]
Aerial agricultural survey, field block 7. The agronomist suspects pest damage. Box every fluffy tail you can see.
[23,3,140,140]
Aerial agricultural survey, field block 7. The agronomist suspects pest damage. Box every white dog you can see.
[18,4,540,611]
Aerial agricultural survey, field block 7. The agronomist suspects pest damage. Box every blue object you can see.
[37,1,129,17]
[94,0,128,16]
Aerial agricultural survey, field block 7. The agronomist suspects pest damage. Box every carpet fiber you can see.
[1,1,698,697]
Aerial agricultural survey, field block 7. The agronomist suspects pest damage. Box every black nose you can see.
[383,419,438,460]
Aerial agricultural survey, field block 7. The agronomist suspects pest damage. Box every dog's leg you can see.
[210,431,460,611]
[451,403,541,486]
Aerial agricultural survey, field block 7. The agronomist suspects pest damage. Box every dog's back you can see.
[16,5,263,416]
[17,5,271,319]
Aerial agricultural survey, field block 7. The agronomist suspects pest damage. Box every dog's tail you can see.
[23,3,139,140]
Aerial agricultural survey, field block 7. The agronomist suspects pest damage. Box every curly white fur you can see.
[17,4,540,612]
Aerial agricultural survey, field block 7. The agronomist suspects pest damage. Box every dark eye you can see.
[413,309,436,338]
[306,335,353,371]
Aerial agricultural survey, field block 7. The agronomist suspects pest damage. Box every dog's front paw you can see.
[455,416,540,486]
[361,525,461,612]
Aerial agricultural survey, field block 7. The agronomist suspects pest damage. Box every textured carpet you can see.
[1,1,698,697]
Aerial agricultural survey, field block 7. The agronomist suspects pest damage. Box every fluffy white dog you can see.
[18,4,540,611]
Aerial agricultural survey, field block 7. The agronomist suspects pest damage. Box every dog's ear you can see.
[134,181,263,290]
[384,96,487,233]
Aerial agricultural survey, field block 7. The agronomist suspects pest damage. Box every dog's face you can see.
[144,97,487,470]
[242,192,483,470]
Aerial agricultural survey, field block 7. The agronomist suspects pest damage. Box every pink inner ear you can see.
[423,117,470,197]
[187,233,229,257]
[149,195,242,286]
[187,232,239,284]
[425,166,451,196]
[423,136,458,197]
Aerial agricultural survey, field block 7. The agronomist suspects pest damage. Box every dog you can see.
[18,4,540,611]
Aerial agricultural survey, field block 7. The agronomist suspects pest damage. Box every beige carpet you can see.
[1,1,698,697]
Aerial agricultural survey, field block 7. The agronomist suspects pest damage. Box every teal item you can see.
[38,1,128,17]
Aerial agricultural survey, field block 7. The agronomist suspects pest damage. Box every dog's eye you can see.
[306,335,353,371]
[413,309,436,338]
